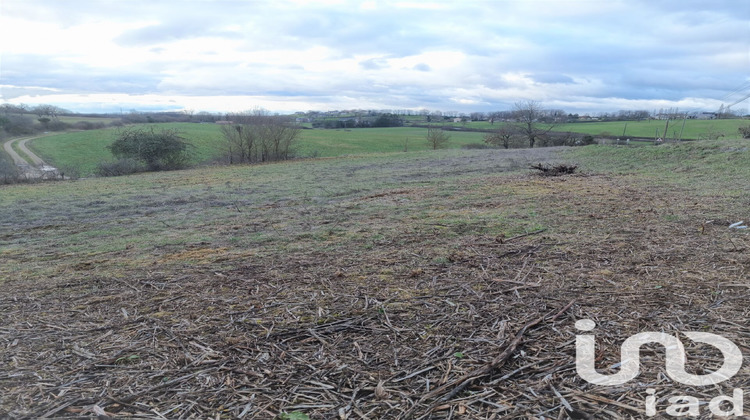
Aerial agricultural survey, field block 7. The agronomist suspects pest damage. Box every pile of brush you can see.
[529,163,578,176]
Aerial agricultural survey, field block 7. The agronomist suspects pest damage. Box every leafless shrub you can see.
[222,111,301,164]
[425,127,451,149]
[0,151,21,184]
[699,125,726,141]
[95,158,144,177]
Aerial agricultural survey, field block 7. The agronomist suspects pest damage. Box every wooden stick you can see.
[420,299,576,403]
[503,229,547,243]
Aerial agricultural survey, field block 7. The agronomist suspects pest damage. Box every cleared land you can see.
[1,140,749,418]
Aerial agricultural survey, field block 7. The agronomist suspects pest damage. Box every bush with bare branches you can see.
[222,111,301,164]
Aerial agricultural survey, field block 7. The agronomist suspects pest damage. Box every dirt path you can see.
[2,135,58,178]
[2,136,31,166]
[17,137,47,166]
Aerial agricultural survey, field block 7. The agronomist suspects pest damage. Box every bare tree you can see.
[425,127,451,150]
[221,123,254,164]
[182,109,195,121]
[1,103,29,116]
[32,104,64,120]
[484,124,517,149]
[513,100,556,148]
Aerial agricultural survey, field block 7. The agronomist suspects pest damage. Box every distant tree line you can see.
[118,110,220,124]
[310,113,403,129]
[0,103,120,138]
[0,104,227,139]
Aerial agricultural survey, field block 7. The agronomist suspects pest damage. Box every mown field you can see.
[1,139,749,418]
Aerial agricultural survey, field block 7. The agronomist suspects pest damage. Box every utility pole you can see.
[677,114,687,141]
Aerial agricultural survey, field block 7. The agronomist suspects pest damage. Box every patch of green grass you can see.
[27,129,119,175]
[296,127,487,156]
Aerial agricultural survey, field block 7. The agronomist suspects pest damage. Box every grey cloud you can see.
[530,73,574,84]
[3,0,748,114]
[360,58,388,70]
[1,54,162,97]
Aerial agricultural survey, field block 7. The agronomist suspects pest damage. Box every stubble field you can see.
[1,141,749,419]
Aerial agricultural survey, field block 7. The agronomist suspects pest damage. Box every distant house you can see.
[695,112,717,120]
[215,120,234,125]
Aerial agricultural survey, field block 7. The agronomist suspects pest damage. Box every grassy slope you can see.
[29,124,227,175]
[568,138,750,195]
[28,125,488,175]
[26,129,118,174]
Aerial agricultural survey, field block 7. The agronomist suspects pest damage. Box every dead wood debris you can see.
[1,174,749,419]
[529,163,578,176]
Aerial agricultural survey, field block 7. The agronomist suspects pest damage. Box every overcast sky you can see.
[1,0,749,115]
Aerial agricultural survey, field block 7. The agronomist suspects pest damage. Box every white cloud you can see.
[1,0,749,114]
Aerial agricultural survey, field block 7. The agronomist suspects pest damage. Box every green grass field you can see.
[296,126,486,156]
[422,118,747,140]
[29,123,227,175]
[28,124,489,175]
[25,118,748,176]
[27,129,118,174]
[555,118,748,140]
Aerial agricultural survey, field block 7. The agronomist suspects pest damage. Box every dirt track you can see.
[2,135,58,178]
